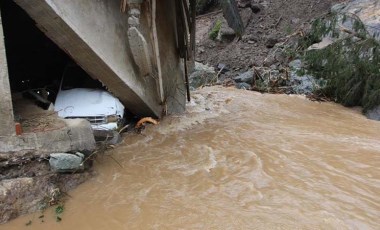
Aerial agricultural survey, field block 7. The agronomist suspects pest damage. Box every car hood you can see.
[54,88,124,118]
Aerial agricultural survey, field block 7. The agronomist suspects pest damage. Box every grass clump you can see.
[209,19,222,40]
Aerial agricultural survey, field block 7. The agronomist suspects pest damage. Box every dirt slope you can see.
[195,0,346,74]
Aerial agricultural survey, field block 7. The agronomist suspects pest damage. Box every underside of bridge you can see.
[10,0,188,118]
[0,0,196,152]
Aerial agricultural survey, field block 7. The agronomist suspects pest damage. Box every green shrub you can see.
[300,13,380,111]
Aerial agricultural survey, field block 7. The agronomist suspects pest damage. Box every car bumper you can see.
[93,130,120,143]
[91,122,119,131]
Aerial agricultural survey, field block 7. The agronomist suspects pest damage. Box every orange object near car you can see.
[15,122,23,135]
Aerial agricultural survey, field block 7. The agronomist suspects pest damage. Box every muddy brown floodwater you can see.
[2,87,380,229]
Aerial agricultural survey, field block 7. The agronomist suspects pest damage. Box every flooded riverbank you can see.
[2,87,380,229]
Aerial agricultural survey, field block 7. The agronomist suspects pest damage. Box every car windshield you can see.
[61,66,103,90]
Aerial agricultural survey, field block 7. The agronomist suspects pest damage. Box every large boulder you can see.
[233,70,255,84]
[331,0,380,41]
[217,19,237,42]
[49,152,85,173]
[194,61,215,72]
[288,59,325,95]
[189,62,217,90]
[63,119,96,151]
[366,106,380,121]
[288,73,321,95]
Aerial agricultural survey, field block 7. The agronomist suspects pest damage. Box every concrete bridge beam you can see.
[13,0,186,117]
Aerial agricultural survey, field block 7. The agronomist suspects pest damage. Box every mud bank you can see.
[0,150,95,224]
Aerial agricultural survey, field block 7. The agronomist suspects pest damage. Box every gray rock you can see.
[217,63,226,70]
[291,75,315,94]
[63,119,96,151]
[194,62,215,72]
[288,71,325,95]
[288,59,302,69]
[271,69,281,76]
[236,82,251,90]
[217,27,236,42]
[189,71,217,90]
[260,0,269,8]
[330,0,380,42]
[238,0,251,8]
[222,0,245,36]
[237,1,262,12]
[250,4,261,13]
[270,64,279,69]
[290,17,300,24]
[240,8,253,27]
[190,62,216,89]
[366,106,380,121]
[49,152,84,173]
[216,18,237,42]
[196,0,219,15]
[263,55,276,67]
[330,2,346,12]
[265,35,278,48]
[217,63,229,73]
[242,34,258,42]
[233,70,255,84]
[208,43,216,48]
[93,130,122,145]
[274,49,287,64]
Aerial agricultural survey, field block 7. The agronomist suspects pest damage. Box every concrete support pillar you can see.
[0,13,15,136]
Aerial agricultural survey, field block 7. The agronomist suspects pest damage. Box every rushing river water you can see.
[3,87,380,229]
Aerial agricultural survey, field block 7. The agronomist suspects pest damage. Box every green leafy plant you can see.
[55,205,64,215]
[55,205,64,222]
[300,13,380,111]
[209,19,222,40]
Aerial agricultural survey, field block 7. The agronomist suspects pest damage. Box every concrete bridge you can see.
[0,0,197,152]
[0,0,195,139]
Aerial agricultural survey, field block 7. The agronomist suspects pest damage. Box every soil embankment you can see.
[193,0,379,119]
[0,100,96,223]
[196,0,345,73]
[0,151,94,224]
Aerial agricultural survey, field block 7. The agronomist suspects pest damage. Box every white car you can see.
[54,65,125,133]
